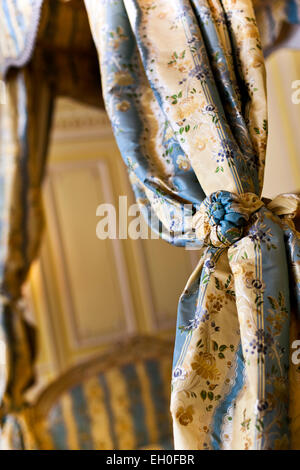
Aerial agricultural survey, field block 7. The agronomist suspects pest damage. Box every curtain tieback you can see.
[192,191,300,248]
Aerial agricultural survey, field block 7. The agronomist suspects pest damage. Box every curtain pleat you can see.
[0,61,53,416]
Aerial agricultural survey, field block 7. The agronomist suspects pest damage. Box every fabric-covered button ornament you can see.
[192,191,264,247]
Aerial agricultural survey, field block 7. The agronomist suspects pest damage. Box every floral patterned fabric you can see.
[85,0,300,450]
[2,1,300,77]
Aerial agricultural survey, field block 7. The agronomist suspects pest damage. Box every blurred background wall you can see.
[264,49,300,196]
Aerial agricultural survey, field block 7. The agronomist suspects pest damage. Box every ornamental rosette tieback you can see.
[192,191,299,248]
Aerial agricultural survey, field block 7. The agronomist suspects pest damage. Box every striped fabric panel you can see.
[96,374,120,449]
[47,402,68,450]
[1,0,102,107]
[59,393,80,450]
[0,78,14,282]
[3,415,25,450]
[43,359,173,450]
[142,360,172,445]
[82,376,115,450]
[0,0,94,75]
[120,363,150,448]
[69,385,94,450]
[0,63,53,413]
[104,367,137,450]
[36,0,96,52]
[0,54,53,298]
[134,362,161,446]
[34,0,102,107]
[0,72,29,288]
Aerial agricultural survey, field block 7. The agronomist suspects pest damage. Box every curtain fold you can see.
[85,0,300,449]
[0,61,53,417]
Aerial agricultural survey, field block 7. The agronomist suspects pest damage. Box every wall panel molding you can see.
[43,158,137,353]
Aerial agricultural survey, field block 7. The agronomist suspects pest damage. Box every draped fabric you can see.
[84,0,300,450]
[2,0,300,82]
[254,0,300,53]
[0,0,102,422]
[0,0,103,107]
[0,60,53,417]
[0,0,300,451]
[0,0,44,78]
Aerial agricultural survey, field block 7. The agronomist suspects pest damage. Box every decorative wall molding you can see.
[43,158,137,351]
[51,98,112,142]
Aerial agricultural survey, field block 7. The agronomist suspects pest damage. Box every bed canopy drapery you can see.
[1,0,300,450]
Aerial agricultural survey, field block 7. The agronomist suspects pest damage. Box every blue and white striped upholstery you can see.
[3,337,174,450]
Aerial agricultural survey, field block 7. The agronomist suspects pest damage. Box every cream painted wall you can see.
[263,49,300,197]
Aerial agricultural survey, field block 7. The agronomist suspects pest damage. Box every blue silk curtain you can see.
[85,0,300,450]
